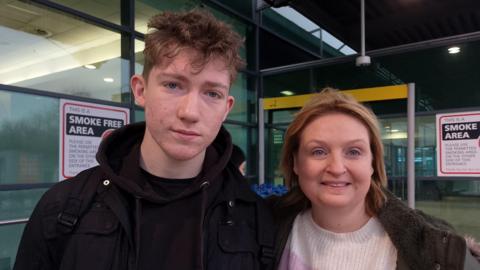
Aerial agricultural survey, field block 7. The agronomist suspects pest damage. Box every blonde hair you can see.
[280,88,387,216]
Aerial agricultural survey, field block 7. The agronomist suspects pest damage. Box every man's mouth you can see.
[173,129,200,136]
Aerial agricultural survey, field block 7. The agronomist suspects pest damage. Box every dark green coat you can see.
[272,190,480,270]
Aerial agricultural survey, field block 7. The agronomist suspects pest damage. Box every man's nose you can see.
[177,91,200,122]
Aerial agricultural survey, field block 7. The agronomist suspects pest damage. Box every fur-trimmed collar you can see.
[377,190,471,269]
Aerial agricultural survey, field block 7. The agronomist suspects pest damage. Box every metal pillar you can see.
[407,83,416,208]
[258,98,265,184]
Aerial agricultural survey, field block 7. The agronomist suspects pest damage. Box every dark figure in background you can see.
[271,88,480,270]
[231,144,246,176]
[14,9,275,270]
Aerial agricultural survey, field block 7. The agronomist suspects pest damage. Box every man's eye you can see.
[206,91,222,99]
[164,82,178,89]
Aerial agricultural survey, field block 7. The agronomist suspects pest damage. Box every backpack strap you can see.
[57,168,103,234]
[256,202,276,270]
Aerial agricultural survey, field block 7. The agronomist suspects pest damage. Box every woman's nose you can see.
[326,153,347,176]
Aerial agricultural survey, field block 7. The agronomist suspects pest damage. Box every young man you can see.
[14,10,275,270]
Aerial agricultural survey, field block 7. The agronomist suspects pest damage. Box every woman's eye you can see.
[347,149,361,156]
[312,148,326,156]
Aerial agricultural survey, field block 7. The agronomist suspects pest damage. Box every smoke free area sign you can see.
[436,111,480,177]
[60,99,130,180]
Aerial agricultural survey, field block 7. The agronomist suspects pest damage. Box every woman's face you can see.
[294,113,374,212]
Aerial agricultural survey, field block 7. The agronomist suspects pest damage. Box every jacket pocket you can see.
[216,222,259,270]
[59,206,121,270]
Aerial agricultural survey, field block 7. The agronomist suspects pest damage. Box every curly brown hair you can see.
[142,9,245,84]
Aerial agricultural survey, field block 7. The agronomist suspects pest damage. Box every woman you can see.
[273,88,480,269]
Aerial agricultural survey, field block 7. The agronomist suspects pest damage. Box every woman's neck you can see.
[310,202,370,233]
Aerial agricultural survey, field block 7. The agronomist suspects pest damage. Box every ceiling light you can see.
[391,129,399,133]
[84,64,96,70]
[281,90,294,96]
[448,47,460,54]
[103,77,114,83]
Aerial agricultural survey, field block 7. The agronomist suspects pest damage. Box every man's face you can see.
[131,49,234,162]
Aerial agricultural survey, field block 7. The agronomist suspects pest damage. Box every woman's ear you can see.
[293,155,298,175]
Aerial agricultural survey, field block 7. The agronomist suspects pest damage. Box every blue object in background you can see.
[251,183,288,198]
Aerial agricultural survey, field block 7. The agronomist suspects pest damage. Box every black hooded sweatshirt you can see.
[97,122,233,269]
[14,122,276,270]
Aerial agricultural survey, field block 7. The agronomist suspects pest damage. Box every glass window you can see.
[263,69,312,98]
[0,1,128,102]
[0,90,59,184]
[270,109,297,125]
[211,0,252,18]
[375,40,480,111]
[224,123,256,182]
[134,109,145,122]
[0,223,26,270]
[135,0,200,33]
[49,0,121,25]
[134,40,145,75]
[417,180,480,240]
[261,7,355,58]
[0,188,48,221]
[262,7,320,56]
[228,73,256,123]
[265,127,284,185]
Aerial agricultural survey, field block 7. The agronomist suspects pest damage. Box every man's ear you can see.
[222,95,235,121]
[131,75,146,107]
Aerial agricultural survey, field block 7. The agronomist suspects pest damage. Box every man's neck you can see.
[139,139,205,179]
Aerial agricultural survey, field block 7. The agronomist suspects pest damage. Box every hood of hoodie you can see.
[96,121,233,204]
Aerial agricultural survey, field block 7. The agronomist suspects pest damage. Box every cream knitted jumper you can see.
[278,209,397,270]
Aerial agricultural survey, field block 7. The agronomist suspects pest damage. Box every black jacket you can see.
[14,122,275,270]
[272,190,480,270]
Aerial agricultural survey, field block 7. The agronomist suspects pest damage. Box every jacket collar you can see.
[214,166,258,203]
[377,189,466,269]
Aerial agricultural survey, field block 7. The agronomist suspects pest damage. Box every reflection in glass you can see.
[263,69,312,98]
[50,0,121,25]
[212,0,253,18]
[262,7,355,58]
[224,123,256,181]
[228,73,255,122]
[0,189,48,220]
[417,180,480,240]
[134,109,145,122]
[0,90,59,184]
[135,40,146,75]
[0,223,26,270]
[135,0,199,33]
[0,1,127,102]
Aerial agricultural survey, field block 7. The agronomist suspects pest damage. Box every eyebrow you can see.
[155,72,229,91]
[203,81,229,91]
[155,72,189,83]
[304,138,369,146]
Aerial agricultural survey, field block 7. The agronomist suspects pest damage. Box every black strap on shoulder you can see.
[256,202,276,270]
[57,168,103,233]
